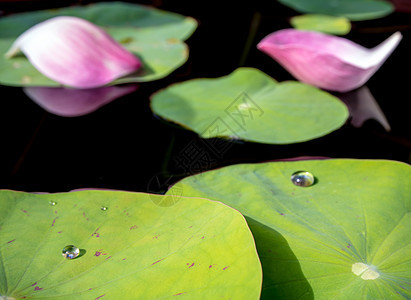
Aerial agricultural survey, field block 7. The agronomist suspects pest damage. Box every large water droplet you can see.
[49,201,57,206]
[291,171,314,187]
[62,245,80,259]
[101,206,108,211]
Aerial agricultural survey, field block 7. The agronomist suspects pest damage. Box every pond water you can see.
[0,0,410,192]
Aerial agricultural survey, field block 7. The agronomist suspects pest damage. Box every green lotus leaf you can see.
[167,159,411,299]
[0,2,197,87]
[290,14,351,35]
[0,190,262,299]
[278,0,394,21]
[151,68,348,144]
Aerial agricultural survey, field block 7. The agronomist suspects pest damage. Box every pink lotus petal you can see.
[6,16,141,88]
[338,86,390,131]
[257,29,402,92]
[23,85,138,117]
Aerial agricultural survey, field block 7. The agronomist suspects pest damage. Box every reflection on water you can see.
[23,84,138,117]
[338,86,391,131]
[391,0,411,13]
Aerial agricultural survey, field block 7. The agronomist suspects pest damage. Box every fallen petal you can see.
[6,16,142,88]
[338,86,391,131]
[257,29,402,92]
[23,85,138,117]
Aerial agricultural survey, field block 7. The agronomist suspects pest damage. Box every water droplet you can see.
[101,206,108,211]
[21,75,32,84]
[62,245,80,259]
[49,201,57,206]
[352,262,379,280]
[291,171,314,187]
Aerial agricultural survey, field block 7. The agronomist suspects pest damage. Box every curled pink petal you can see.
[257,29,402,92]
[23,85,138,117]
[6,16,141,88]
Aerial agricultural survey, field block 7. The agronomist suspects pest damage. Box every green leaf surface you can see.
[0,2,197,87]
[167,159,411,299]
[290,14,351,35]
[278,0,394,21]
[151,68,349,144]
[0,190,262,299]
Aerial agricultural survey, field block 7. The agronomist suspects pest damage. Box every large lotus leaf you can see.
[0,190,262,299]
[278,0,394,21]
[151,68,348,144]
[0,2,197,87]
[167,159,411,299]
[290,14,351,35]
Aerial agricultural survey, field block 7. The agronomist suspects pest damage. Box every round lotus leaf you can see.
[151,68,348,144]
[278,0,394,21]
[290,14,351,35]
[0,190,262,299]
[0,2,197,87]
[167,159,411,299]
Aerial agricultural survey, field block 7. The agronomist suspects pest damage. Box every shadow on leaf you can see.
[246,217,314,299]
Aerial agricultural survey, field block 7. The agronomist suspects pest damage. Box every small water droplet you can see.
[49,201,57,206]
[101,206,108,211]
[21,75,32,84]
[291,171,314,187]
[62,245,80,259]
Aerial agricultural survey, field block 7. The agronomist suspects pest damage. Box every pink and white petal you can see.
[6,16,141,88]
[257,29,402,92]
[23,85,138,117]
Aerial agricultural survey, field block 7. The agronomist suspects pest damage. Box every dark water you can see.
[1,0,410,193]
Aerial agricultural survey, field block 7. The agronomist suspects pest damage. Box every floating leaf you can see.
[167,159,411,299]
[151,68,348,144]
[0,190,262,299]
[0,2,197,87]
[290,14,351,35]
[278,0,394,21]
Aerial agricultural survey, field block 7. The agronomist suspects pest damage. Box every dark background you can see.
[0,0,410,192]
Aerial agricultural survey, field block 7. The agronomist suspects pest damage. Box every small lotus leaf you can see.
[151,68,348,144]
[290,14,351,35]
[167,159,411,299]
[278,0,394,21]
[0,190,262,299]
[0,2,197,87]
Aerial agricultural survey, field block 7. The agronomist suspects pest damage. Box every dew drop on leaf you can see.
[101,206,108,211]
[62,245,80,259]
[49,201,57,206]
[352,262,380,280]
[291,171,314,187]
